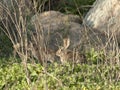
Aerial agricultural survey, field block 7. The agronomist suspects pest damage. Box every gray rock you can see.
[84,0,120,44]
[31,10,106,54]
[31,11,81,32]
[31,11,82,51]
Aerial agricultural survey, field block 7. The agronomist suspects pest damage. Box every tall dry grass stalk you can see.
[0,0,28,62]
[0,0,120,65]
[0,0,41,85]
[83,0,120,65]
[0,0,59,87]
[0,1,120,89]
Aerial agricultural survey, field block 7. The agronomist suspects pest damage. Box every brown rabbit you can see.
[56,38,86,64]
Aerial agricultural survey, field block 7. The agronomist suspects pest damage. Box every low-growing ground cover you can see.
[0,0,120,90]
[0,57,120,90]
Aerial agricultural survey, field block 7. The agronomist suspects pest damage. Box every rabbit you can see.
[56,38,86,64]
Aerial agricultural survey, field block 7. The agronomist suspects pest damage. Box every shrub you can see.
[0,58,120,90]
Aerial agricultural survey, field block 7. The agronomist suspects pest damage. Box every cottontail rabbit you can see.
[56,38,86,64]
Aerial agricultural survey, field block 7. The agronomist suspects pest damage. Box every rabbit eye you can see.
[59,48,63,52]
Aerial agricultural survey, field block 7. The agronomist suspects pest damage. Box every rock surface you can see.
[84,0,120,44]
[31,11,83,51]
[31,11,106,53]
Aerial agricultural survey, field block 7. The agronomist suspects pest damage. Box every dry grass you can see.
[0,0,120,65]
[0,0,120,89]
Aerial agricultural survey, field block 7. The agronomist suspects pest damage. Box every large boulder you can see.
[84,0,120,44]
[30,10,108,64]
[31,11,106,54]
[31,11,83,51]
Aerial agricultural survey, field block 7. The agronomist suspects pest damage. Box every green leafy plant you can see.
[57,0,95,15]
[86,48,105,64]
[0,58,120,90]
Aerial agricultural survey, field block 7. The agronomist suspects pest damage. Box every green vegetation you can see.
[0,0,120,90]
[0,30,13,57]
[58,0,95,15]
[0,57,120,90]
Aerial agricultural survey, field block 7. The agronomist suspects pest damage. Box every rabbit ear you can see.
[63,38,70,49]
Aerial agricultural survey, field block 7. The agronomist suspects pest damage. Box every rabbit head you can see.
[56,38,70,63]
[56,38,86,64]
